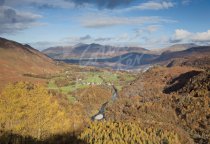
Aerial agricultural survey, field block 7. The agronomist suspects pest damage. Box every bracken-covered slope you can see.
[0,37,61,89]
[164,70,210,144]
[105,65,209,143]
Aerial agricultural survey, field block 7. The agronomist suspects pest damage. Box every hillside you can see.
[104,65,209,143]
[0,37,61,89]
[157,46,210,61]
[153,46,210,66]
[42,43,149,59]
[157,43,198,53]
[59,46,210,70]
[62,52,158,69]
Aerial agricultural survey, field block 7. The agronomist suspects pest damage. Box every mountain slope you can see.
[154,46,210,62]
[58,46,210,70]
[0,37,60,89]
[158,43,198,53]
[42,43,149,59]
[62,52,158,69]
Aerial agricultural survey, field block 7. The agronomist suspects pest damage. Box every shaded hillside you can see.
[0,37,61,89]
[181,57,210,70]
[166,56,210,71]
[155,46,210,62]
[163,70,202,94]
[106,52,157,65]
[164,71,210,143]
[42,43,149,59]
[62,52,158,69]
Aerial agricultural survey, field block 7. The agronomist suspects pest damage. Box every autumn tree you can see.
[0,82,72,139]
[79,121,181,144]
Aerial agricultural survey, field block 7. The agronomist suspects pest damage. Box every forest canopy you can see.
[0,82,72,140]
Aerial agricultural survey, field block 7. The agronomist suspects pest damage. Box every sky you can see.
[0,0,210,50]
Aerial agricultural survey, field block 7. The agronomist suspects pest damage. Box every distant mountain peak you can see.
[73,43,89,48]
[43,43,150,59]
[89,43,102,46]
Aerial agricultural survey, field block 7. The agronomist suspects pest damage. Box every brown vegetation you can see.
[105,66,209,143]
[168,71,210,143]
[0,38,61,90]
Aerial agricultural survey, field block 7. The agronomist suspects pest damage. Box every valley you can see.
[0,37,209,144]
[1,1,210,143]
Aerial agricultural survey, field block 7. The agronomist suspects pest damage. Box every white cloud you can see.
[141,36,170,49]
[143,25,160,33]
[2,0,175,10]
[192,30,210,42]
[80,14,175,28]
[95,37,112,42]
[125,1,174,11]
[134,25,160,38]
[182,0,191,5]
[3,0,75,9]
[171,29,210,43]
[174,29,192,40]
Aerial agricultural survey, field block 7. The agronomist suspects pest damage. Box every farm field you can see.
[47,67,136,104]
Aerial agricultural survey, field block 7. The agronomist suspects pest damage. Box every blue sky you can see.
[0,0,210,50]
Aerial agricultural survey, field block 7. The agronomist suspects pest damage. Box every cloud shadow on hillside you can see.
[163,70,201,94]
[0,131,87,144]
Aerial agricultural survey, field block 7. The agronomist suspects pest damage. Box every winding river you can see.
[91,85,118,121]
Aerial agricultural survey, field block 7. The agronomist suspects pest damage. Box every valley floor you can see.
[0,63,209,144]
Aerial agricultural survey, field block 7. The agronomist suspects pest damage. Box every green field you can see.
[47,69,136,103]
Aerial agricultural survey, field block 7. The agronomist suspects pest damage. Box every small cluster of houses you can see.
[76,78,114,86]
[80,82,114,86]
[81,82,102,85]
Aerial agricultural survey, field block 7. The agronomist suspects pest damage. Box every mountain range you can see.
[42,43,149,59]
[1,37,210,72]
[43,43,210,69]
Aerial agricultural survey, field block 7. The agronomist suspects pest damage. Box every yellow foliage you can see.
[0,82,72,139]
[79,121,181,144]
